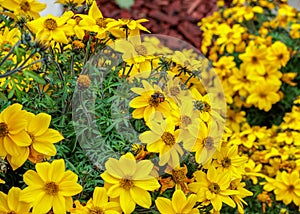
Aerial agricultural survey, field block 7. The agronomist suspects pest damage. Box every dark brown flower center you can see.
[172,168,185,184]
[181,115,192,127]
[208,182,220,194]
[44,18,58,31]
[96,18,107,28]
[44,182,59,195]
[120,178,134,190]
[161,132,175,146]
[135,45,147,56]
[252,56,258,64]
[288,185,295,192]
[74,16,82,24]
[221,157,232,168]
[20,0,30,12]
[203,137,214,150]
[0,122,8,137]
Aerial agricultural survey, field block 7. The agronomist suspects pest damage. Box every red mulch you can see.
[98,0,217,48]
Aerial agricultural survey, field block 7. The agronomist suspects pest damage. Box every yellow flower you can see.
[239,41,268,75]
[20,159,83,214]
[213,56,236,78]
[0,27,21,48]
[0,0,46,19]
[213,145,248,178]
[276,130,300,145]
[67,14,90,40]
[84,187,121,214]
[79,1,113,38]
[100,153,160,214]
[181,120,212,164]
[216,23,245,53]
[0,103,31,170]
[27,11,74,44]
[228,64,252,97]
[139,113,183,167]
[188,167,238,211]
[246,81,281,111]
[272,170,300,206]
[244,159,265,184]
[0,187,31,214]
[229,179,253,214]
[25,112,64,163]
[108,18,150,39]
[129,80,173,123]
[155,189,199,214]
[267,41,290,68]
[235,5,263,21]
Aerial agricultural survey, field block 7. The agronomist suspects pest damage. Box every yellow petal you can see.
[32,193,53,214]
[7,187,21,211]
[120,190,135,214]
[59,181,83,196]
[8,131,31,147]
[34,129,64,144]
[35,161,51,182]
[32,141,56,156]
[155,197,175,214]
[134,178,160,191]
[93,187,108,205]
[28,113,51,136]
[52,194,66,213]
[23,170,44,187]
[130,186,151,208]
[49,159,65,182]
[172,190,186,213]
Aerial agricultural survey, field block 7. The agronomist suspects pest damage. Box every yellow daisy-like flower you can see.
[246,81,281,111]
[20,159,83,214]
[27,11,74,44]
[0,103,31,170]
[212,145,248,179]
[100,153,160,214]
[26,112,64,163]
[216,23,245,54]
[239,41,268,75]
[229,179,253,214]
[139,113,183,167]
[79,1,114,39]
[0,27,21,48]
[188,167,238,211]
[0,0,46,19]
[155,189,199,214]
[83,187,121,214]
[129,80,172,123]
[272,170,300,206]
[108,18,150,39]
[0,187,31,214]
[0,178,4,184]
[267,41,290,68]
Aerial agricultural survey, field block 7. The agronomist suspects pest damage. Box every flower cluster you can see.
[0,103,63,170]
[0,0,299,213]
[199,0,300,212]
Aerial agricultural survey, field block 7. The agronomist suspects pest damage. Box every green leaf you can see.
[0,92,7,101]
[115,0,134,9]
[23,70,46,84]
